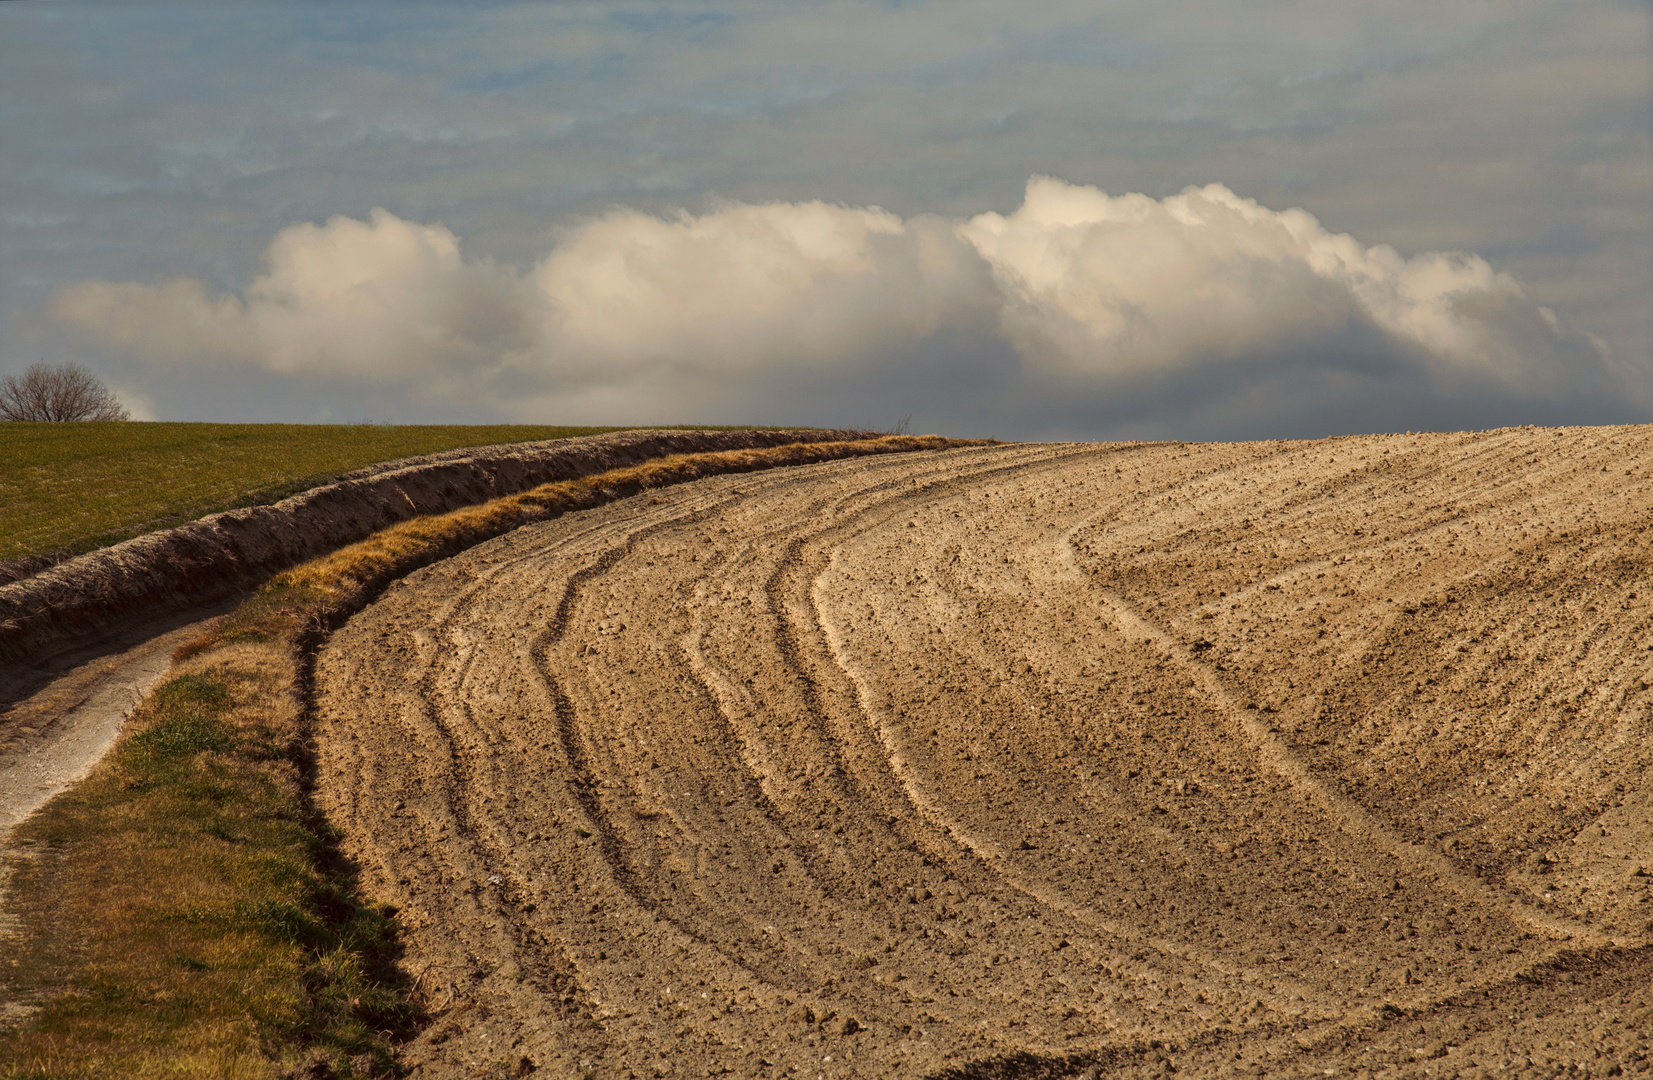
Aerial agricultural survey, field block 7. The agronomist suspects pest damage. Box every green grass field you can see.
[0,422,647,564]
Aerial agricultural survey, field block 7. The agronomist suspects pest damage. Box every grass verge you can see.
[0,434,982,1078]
[0,646,413,1079]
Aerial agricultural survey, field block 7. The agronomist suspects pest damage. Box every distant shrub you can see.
[0,361,131,421]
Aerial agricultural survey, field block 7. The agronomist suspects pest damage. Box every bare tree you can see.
[0,362,131,422]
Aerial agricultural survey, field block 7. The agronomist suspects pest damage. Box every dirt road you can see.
[316,429,1653,1079]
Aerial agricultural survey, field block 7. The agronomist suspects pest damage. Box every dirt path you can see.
[0,612,228,840]
[315,429,1653,1079]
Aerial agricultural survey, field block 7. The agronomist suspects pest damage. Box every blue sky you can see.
[2,1,1648,438]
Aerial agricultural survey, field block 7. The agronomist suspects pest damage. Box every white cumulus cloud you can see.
[51,208,535,397]
[527,200,996,384]
[49,176,1618,432]
[958,177,1601,397]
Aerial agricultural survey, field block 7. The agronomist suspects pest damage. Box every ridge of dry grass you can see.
[181,434,982,657]
[0,434,984,1079]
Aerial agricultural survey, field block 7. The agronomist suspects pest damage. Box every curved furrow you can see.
[757,447,1344,1052]
[643,446,1101,1044]
[506,449,1070,1057]
[361,521,670,994]
[750,448,1154,1047]
[489,497,815,1049]
[807,557,1326,1037]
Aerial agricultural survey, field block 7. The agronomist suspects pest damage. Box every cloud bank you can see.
[51,177,1620,436]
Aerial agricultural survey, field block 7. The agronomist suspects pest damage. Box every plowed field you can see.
[315,429,1653,1079]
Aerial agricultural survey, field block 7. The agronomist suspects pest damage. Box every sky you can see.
[2,1,1649,440]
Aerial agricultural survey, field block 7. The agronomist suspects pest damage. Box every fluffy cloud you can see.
[52,209,536,397]
[50,177,1619,432]
[959,178,1607,398]
[54,200,994,405]
[529,201,996,382]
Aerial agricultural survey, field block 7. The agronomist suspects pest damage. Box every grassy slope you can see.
[0,422,639,563]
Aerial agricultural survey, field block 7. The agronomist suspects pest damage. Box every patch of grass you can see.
[0,421,671,564]
[1,433,988,1077]
[0,647,414,1078]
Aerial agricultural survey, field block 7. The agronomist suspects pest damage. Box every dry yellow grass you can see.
[285,434,974,603]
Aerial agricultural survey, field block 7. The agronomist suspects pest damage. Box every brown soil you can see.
[314,428,1653,1079]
